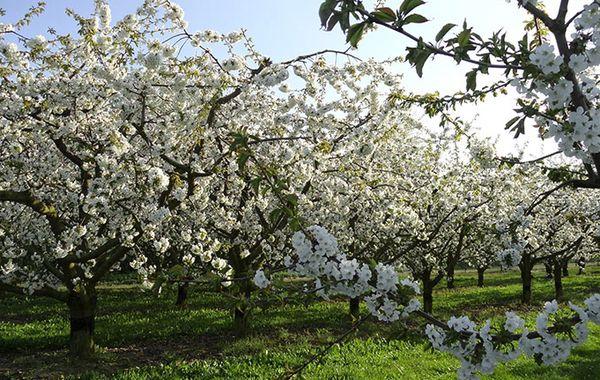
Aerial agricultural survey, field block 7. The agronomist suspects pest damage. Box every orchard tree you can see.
[154,49,417,331]
[298,100,435,316]
[0,0,369,356]
[541,190,598,300]
[0,0,193,358]
[497,184,600,302]
[393,140,529,313]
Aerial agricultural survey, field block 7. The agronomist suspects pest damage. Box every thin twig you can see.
[282,314,370,379]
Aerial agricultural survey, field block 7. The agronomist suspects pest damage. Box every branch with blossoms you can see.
[424,297,598,379]
[249,224,600,380]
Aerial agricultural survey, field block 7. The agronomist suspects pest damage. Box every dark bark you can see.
[233,286,251,334]
[67,291,97,359]
[423,283,433,314]
[477,267,485,287]
[519,256,533,304]
[562,261,569,277]
[349,297,360,319]
[420,269,444,313]
[446,262,456,289]
[229,244,254,335]
[175,283,189,307]
[421,269,435,314]
[553,261,564,301]
[544,260,553,279]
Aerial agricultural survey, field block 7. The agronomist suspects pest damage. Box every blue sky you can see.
[1,0,590,157]
[1,0,530,88]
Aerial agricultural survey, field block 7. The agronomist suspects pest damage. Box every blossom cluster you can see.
[511,3,600,161]
[254,225,422,322]
[426,296,600,380]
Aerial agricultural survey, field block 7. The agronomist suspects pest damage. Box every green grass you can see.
[1,265,599,379]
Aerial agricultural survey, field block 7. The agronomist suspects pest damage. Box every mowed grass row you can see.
[1,265,599,379]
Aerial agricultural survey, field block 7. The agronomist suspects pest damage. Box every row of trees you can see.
[0,1,600,379]
[0,0,414,356]
[316,0,600,378]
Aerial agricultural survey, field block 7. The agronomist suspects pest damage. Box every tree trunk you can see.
[67,291,97,359]
[544,260,553,279]
[477,267,485,287]
[230,246,254,335]
[519,257,533,304]
[446,261,456,289]
[577,258,586,275]
[562,261,569,277]
[553,261,564,302]
[421,270,434,314]
[233,286,251,334]
[349,297,360,319]
[175,283,189,308]
[446,225,466,289]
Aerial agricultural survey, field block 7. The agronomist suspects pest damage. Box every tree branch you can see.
[0,282,67,302]
[0,190,67,236]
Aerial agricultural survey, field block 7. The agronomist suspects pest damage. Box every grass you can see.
[1,264,599,379]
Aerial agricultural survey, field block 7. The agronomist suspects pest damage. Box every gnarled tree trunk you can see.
[578,258,586,275]
[233,285,251,334]
[67,290,97,359]
[446,224,467,289]
[420,268,443,314]
[446,260,456,289]
[519,255,533,304]
[477,267,485,287]
[175,282,189,307]
[422,279,433,314]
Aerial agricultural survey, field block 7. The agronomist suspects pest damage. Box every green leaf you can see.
[289,217,302,232]
[346,22,366,48]
[372,7,397,22]
[512,118,526,138]
[301,180,312,194]
[435,23,456,42]
[237,151,250,171]
[406,45,432,77]
[415,52,432,77]
[505,116,520,129]
[479,56,490,74]
[457,28,471,47]
[515,118,526,136]
[402,14,428,25]
[231,132,248,149]
[319,0,336,27]
[250,177,262,194]
[325,11,340,31]
[399,0,426,15]
[286,193,299,208]
[339,10,350,31]
[466,69,477,91]
[269,208,284,226]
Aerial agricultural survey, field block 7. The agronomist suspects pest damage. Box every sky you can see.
[1,0,591,158]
